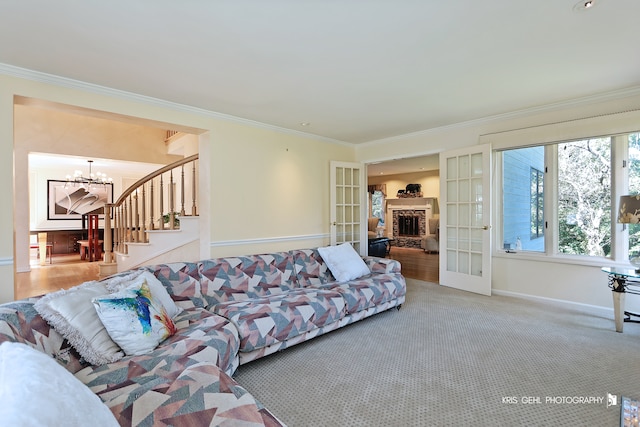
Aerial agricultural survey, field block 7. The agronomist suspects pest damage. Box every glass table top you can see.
[602,266,640,278]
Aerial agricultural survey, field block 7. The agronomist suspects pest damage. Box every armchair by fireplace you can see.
[367,217,380,238]
[421,218,440,253]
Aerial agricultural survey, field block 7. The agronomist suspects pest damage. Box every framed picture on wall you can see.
[47,180,113,220]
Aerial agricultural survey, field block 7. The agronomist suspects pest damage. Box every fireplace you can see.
[392,210,427,248]
[398,215,420,237]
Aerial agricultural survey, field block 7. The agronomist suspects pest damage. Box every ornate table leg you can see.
[609,274,627,333]
[612,291,626,333]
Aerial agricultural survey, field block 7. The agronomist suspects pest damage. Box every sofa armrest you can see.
[0,298,88,374]
[362,256,402,274]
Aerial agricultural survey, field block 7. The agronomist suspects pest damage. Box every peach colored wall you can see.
[207,120,353,257]
[14,104,180,164]
[13,105,184,274]
[0,72,355,302]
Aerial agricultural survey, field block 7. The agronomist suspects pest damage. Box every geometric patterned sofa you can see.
[0,247,406,426]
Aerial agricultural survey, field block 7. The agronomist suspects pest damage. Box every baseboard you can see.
[492,289,613,318]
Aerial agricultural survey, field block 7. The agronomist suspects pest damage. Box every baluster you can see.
[118,205,125,253]
[192,160,197,216]
[159,174,164,229]
[141,184,147,243]
[149,179,155,230]
[114,207,120,253]
[180,164,186,216]
[123,199,129,245]
[128,195,134,242]
[103,203,113,264]
[169,170,175,230]
[134,191,140,242]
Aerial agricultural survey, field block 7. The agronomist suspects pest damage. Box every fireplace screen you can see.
[398,215,420,237]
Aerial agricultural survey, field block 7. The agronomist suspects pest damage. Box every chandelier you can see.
[65,160,113,188]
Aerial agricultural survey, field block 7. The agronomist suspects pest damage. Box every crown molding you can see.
[5,62,638,149]
[361,85,640,147]
[0,63,349,147]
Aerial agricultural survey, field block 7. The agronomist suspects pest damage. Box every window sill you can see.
[493,250,631,269]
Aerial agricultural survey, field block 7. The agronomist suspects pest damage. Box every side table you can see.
[601,267,640,332]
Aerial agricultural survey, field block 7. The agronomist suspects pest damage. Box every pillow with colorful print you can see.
[92,276,179,356]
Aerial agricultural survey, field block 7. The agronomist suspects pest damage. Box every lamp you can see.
[618,195,640,269]
[65,160,113,188]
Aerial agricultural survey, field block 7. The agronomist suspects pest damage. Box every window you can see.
[530,167,544,239]
[502,146,544,252]
[370,190,385,224]
[627,132,640,256]
[499,132,639,261]
[557,138,611,256]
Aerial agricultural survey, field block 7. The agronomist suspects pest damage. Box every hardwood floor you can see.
[14,246,439,301]
[15,254,100,300]
[388,246,439,283]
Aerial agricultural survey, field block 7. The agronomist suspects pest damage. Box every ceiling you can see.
[1,1,639,148]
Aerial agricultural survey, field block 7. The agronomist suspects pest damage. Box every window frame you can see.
[494,132,633,267]
[530,166,544,240]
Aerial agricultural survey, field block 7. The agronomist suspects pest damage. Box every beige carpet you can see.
[233,279,640,426]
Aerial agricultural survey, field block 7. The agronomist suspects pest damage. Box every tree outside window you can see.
[557,138,611,257]
[371,190,384,224]
[530,167,544,240]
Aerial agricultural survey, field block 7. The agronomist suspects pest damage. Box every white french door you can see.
[329,161,366,254]
[439,145,492,296]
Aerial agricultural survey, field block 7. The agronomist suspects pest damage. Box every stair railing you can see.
[103,154,199,264]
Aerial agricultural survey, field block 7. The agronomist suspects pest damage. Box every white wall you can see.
[357,90,640,315]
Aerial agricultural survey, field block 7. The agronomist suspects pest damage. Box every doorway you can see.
[13,97,205,299]
[366,155,440,282]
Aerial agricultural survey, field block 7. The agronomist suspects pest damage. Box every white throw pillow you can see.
[0,342,119,427]
[318,243,371,283]
[92,278,178,356]
[104,271,183,319]
[34,281,124,366]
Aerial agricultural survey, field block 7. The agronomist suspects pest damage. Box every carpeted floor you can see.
[233,279,640,426]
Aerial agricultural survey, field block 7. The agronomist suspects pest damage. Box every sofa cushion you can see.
[142,262,206,309]
[313,273,407,314]
[92,278,179,356]
[73,308,277,425]
[0,342,118,427]
[291,248,335,287]
[0,298,88,373]
[34,281,125,366]
[199,252,299,306]
[213,288,346,352]
[318,242,371,283]
[78,359,280,426]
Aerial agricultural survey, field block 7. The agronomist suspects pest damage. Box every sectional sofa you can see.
[0,245,406,426]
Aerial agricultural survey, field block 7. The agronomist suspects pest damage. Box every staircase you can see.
[99,154,199,276]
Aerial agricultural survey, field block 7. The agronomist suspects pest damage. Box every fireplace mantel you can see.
[385,198,436,248]
[386,197,437,211]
